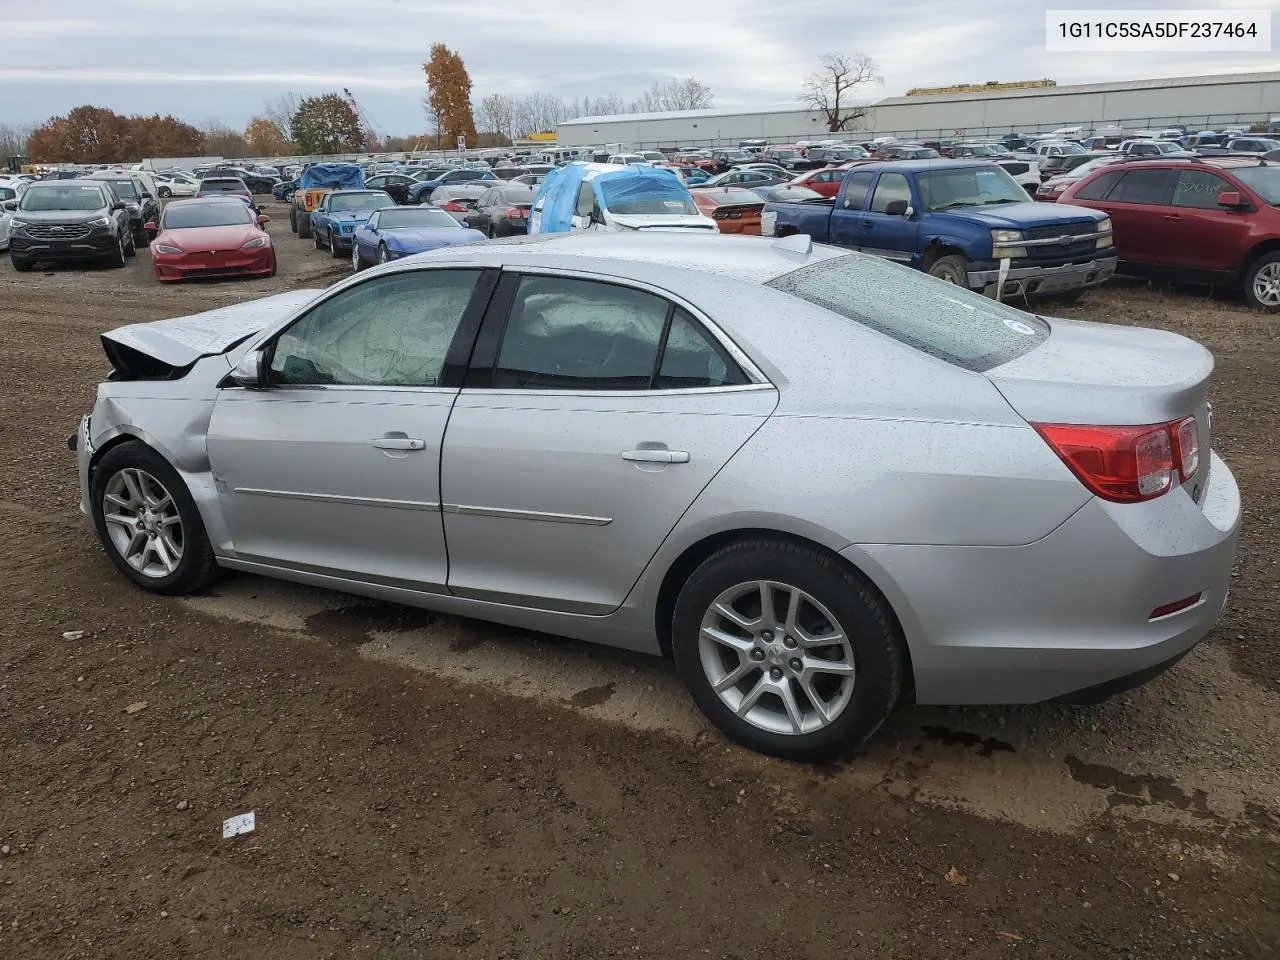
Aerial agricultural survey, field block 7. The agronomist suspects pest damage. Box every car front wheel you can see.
[352,242,363,272]
[927,254,968,285]
[671,538,905,761]
[89,442,219,595]
[378,243,390,264]
[1245,252,1280,311]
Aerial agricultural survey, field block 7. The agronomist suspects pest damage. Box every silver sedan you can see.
[72,232,1241,760]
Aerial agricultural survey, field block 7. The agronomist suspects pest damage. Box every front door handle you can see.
[372,437,426,451]
[622,448,690,464]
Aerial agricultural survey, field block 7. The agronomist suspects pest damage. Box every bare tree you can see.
[421,93,441,149]
[477,93,516,141]
[629,78,714,113]
[263,93,301,141]
[802,53,882,132]
[0,122,35,157]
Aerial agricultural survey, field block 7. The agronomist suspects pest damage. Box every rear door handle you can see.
[622,449,690,464]
[372,437,426,451]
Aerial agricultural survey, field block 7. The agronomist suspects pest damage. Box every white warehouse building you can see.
[555,71,1280,149]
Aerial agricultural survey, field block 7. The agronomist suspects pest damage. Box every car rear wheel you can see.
[1245,252,1280,311]
[289,205,298,233]
[671,538,905,761]
[314,230,324,251]
[124,230,137,258]
[158,186,172,199]
[90,442,219,595]
[297,211,312,239]
[927,254,968,285]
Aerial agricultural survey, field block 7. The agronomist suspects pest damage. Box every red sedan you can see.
[148,198,276,282]
[689,188,765,234]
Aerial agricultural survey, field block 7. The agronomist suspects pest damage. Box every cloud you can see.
[4,0,1277,132]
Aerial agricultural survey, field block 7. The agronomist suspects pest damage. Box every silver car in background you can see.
[72,233,1240,760]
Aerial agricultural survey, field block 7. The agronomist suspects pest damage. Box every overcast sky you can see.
[4,0,1278,133]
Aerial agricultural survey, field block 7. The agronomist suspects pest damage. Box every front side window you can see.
[1172,170,1233,210]
[841,171,875,210]
[1073,169,1125,200]
[270,270,481,388]
[869,173,912,213]
[575,183,595,217]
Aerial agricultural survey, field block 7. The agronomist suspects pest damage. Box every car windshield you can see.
[329,192,394,212]
[1229,166,1280,205]
[706,189,763,206]
[379,208,459,229]
[769,254,1049,372]
[1155,142,1183,154]
[497,187,533,202]
[100,179,139,199]
[1058,143,1087,155]
[449,170,489,181]
[163,202,252,228]
[19,184,106,211]
[598,179,699,216]
[917,167,1029,211]
[963,145,999,156]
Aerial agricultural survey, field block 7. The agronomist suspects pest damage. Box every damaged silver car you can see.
[72,233,1240,760]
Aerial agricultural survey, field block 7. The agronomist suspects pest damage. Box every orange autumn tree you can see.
[423,44,477,149]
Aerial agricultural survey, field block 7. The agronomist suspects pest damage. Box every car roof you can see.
[398,232,845,284]
[166,196,249,207]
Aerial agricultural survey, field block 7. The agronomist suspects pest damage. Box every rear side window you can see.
[1109,169,1177,205]
[840,171,875,210]
[1073,169,1124,200]
[767,255,1049,372]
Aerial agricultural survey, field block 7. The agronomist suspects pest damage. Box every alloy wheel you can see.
[698,580,855,736]
[1253,262,1280,307]
[378,244,389,264]
[101,468,184,578]
[351,242,361,272]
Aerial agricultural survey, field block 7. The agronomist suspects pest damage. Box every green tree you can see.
[423,44,477,149]
[291,94,365,155]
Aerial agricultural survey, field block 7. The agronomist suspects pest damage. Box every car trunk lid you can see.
[986,316,1214,497]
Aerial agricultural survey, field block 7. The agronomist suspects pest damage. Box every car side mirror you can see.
[884,199,911,216]
[228,348,269,389]
[257,214,270,225]
[1217,190,1244,208]
[1,200,16,211]
[142,192,154,200]
[112,202,126,211]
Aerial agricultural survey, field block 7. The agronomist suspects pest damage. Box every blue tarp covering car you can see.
[298,164,366,190]
[530,163,714,234]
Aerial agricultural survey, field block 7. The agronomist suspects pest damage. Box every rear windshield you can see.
[598,179,698,216]
[1230,166,1280,204]
[767,255,1049,371]
[163,202,252,228]
[200,179,247,191]
[705,189,764,206]
[102,179,139,199]
[19,184,107,211]
[449,170,489,181]
[762,186,824,201]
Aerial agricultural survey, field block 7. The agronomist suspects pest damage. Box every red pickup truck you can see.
[1058,156,1280,310]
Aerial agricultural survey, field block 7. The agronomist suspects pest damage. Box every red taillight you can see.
[442,201,465,212]
[1033,419,1202,503]
[505,207,526,219]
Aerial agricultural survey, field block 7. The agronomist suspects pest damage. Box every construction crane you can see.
[343,87,383,152]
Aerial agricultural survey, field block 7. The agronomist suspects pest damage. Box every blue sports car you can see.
[309,189,395,257]
[350,206,487,271]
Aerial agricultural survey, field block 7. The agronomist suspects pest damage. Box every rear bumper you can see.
[848,450,1241,705]
[968,255,1117,298]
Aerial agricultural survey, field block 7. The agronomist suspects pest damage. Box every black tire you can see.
[927,254,968,285]
[289,205,298,233]
[135,220,150,247]
[124,230,138,258]
[670,538,905,762]
[314,230,324,251]
[268,252,278,277]
[10,254,33,272]
[105,231,127,268]
[89,442,219,596]
[377,242,389,265]
[330,233,344,258]
[297,210,312,239]
[486,224,495,239]
[158,186,172,199]
[1244,251,1280,311]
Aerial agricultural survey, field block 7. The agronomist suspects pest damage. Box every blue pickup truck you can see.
[761,159,1117,300]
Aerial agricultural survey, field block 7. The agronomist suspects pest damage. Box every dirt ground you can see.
[1,202,1277,959]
